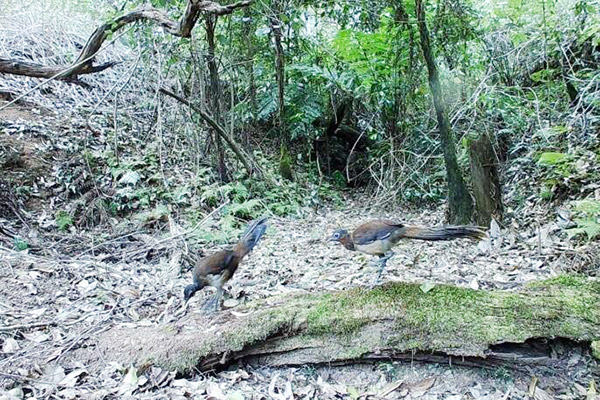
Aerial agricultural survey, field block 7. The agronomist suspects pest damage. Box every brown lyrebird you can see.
[183,217,267,311]
[330,220,486,280]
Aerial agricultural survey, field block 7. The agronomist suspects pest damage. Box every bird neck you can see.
[340,236,355,251]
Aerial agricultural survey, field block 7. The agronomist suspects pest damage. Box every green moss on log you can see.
[93,275,600,373]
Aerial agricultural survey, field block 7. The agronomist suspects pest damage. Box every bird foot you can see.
[202,295,222,313]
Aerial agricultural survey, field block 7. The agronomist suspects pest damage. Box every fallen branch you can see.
[0,321,57,332]
[85,276,600,374]
[0,1,252,81]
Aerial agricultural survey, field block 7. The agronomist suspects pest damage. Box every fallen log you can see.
[90,276,600,374]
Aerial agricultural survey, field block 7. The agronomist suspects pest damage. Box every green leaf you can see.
[13,237,28,251]
[348,386,360,399]
[567,219,600,240]
[119,170,141,185]
[56,211,73,232]
[571,200,600,216]
[420,282,436,293]
[537,152,568,165]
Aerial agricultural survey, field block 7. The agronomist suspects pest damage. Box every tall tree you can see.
[205,15,228,181]
[242,7,258,120]
[269,0,292,180]
[415,0,473,224]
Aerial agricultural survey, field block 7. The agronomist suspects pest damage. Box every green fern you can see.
[566,200,600,241]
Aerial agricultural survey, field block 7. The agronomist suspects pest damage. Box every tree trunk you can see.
[469,133,503,227]
[243,7,258,120]
[269,0,292,180]
[205,15,228,181]
[415,0,473,224]
[159,88,255,177]
[86,277,600,374]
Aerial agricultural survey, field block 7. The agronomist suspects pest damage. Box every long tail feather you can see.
[401,225,487,241]
[235,217,267,257]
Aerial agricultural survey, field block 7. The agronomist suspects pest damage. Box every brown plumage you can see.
[330,219,486,279]
[183,217,267,311]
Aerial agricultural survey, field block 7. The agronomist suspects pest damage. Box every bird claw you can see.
[202,295,222,313]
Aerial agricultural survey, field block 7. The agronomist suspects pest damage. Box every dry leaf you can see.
[38,364,65,392]
[0,386,24,400]
[409,377,436,398]
[58,369,87,388]
[206,381,225,399]
[22,331,49,343]
[378,381,404,398]
[117,366,138,396]
[534,387,554,400]
[2,337,20,353]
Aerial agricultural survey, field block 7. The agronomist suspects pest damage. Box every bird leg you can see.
[214,287,224,312]
[376,251,395,282]
[202,287,224,313]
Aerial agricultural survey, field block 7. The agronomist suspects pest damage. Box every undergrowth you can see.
[56,144,342,244]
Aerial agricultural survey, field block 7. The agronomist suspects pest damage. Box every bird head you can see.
[329,228,349,243]
[183,282,204,302]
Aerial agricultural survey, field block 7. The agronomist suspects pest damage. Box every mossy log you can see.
[91,276,600,374]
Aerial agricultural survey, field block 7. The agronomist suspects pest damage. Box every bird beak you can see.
[328,236,338,242]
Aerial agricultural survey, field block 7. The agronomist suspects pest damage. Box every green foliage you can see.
[566,200,600,241]
[279,145,293,180]
[13,237,28,251]
[134,204,170,225]
[537,151,573,178]
[187,151,342,245]
[55,211,73,232]
[536,149,599,200]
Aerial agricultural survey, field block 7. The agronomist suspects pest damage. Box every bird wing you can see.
[352,220,404,245]
[194,250,236,279]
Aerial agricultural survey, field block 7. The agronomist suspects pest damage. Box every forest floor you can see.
[1,100,600,399]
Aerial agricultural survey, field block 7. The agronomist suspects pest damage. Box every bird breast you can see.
[354,239,395,256]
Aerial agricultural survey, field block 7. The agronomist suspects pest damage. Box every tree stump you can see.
[469,132,503,227]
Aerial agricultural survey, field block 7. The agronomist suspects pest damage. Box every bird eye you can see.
[334,233,340,239]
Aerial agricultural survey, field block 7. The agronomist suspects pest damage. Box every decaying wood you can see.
[0,1,252,82]
[87,278,600,374]
[469,132,503,227]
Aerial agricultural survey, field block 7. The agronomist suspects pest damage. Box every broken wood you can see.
[0,1,252,82]
[87,276,600,374]
[469,132,503,227]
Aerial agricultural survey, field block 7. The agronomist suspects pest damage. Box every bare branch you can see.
[159,88,256,177]
[0,1,253,81]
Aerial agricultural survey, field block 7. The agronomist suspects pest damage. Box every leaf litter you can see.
[1,88,599,400]
[2,200,599,399]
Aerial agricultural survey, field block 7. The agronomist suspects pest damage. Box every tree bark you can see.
[269,0,292,180]
[87,277,600,374]
[0,1,252,82]
[243,7,258,120]
[270,0,286,136]
[204,15,228,181]
[469,133,503,227]
[415,0,473,224]
[159,88,255,176]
